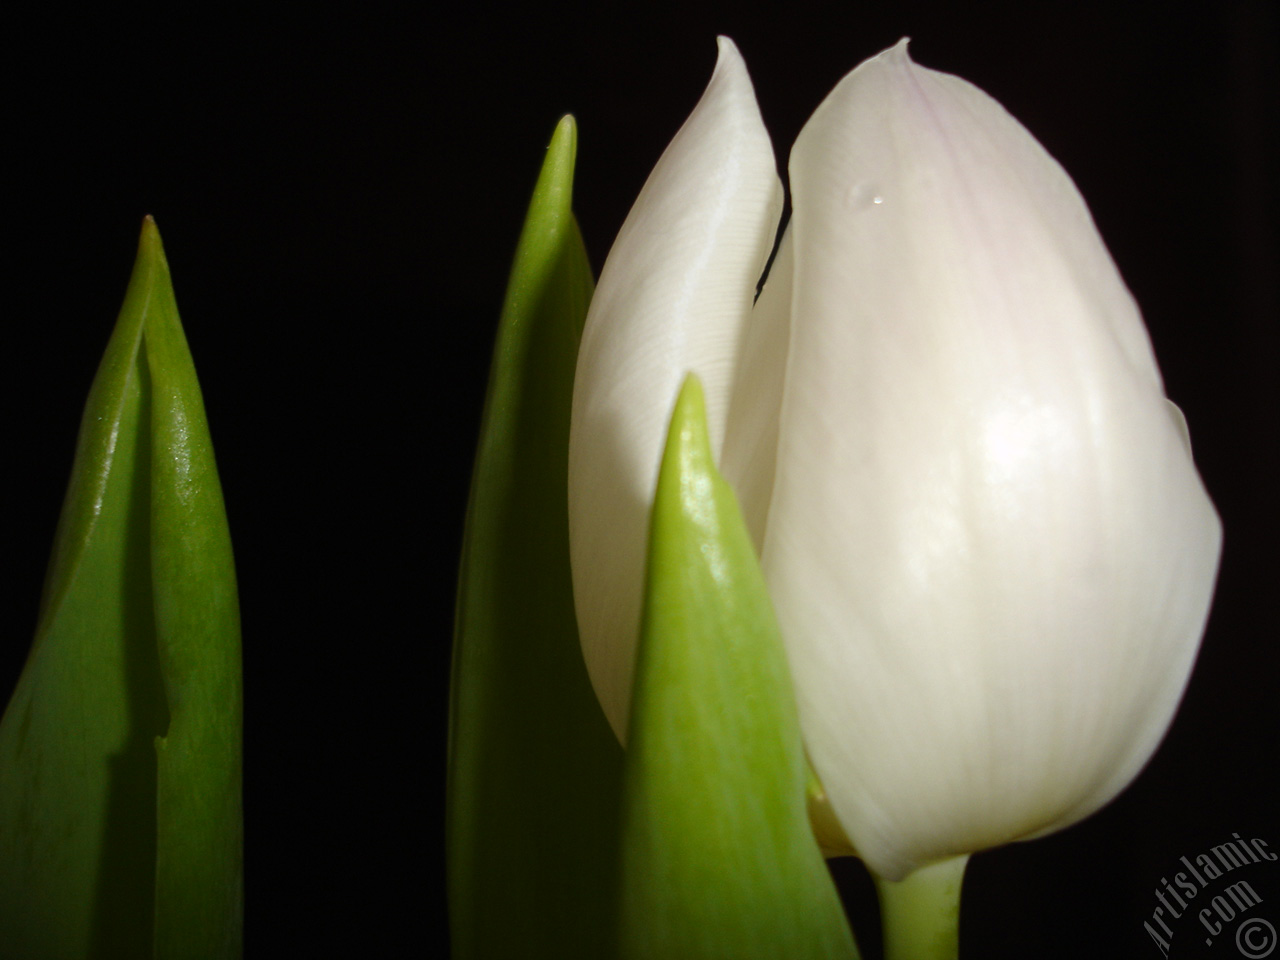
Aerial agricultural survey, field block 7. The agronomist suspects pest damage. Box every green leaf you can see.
[447,116,623,959]
[0,217,242,960]
[618,375,859,960]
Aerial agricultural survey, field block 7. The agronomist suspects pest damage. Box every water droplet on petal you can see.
[845,182,885,211]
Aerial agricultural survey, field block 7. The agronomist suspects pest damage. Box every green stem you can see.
[875,854,969,960]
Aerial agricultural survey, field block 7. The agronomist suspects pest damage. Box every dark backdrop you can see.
[2,2,1275,957]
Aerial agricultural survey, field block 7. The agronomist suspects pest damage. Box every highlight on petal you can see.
[569,36,783,741]
[766,40,1221,879]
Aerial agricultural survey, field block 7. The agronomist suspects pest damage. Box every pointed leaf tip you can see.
[138,214,165,258]
[551,112,576,145]
[669,372,711,461]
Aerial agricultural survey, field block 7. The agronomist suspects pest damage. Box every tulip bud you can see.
[569,38,1222,882]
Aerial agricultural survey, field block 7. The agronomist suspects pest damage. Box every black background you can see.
[2,2,1276,957]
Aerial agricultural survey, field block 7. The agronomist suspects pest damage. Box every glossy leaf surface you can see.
[0,218,242,959]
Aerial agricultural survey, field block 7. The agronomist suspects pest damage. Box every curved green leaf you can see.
[447,116,622,959]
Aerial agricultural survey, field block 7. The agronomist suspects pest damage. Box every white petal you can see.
[768,40,1222,879]
[722,222,793,552]
[568,37,783,742]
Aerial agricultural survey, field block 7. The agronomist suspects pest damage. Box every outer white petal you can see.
[568,37,783,742]
[768,40,1222,879]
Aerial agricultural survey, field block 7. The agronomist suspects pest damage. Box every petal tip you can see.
[712,35,749,83]
[714,34,741,57]
[869,36,916,72]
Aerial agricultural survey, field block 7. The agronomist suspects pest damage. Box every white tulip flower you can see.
[567,37,1222,881]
